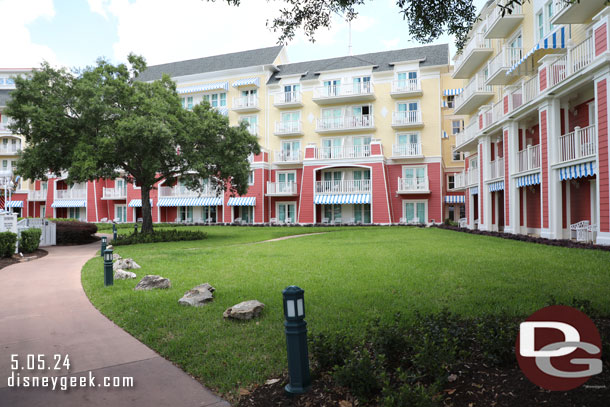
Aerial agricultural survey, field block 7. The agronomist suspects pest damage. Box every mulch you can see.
[0,249,48,271]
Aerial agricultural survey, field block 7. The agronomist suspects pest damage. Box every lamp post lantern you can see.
[100,236,107,258]
[112,223,117,241]
[104,249,113,286]
[282,286,311,395]
[133,223,138,234]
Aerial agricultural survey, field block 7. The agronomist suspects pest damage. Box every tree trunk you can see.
[141,185,154,234]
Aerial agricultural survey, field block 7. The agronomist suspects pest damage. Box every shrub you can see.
[332,346,383,403]
[310,331,353,372]
[111,229,207,246]
[19,228,42,253]
[56,221,98,245]
[0,231,17,257]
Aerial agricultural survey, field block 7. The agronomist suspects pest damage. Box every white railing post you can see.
[574,126,582,159]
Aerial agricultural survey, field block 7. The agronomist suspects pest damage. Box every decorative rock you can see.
[223,300,265,320]
[114,269,137,280]
[134,275,171,290]
[113,258,141,271]
[178,283,215,307]
[112,253,122,261]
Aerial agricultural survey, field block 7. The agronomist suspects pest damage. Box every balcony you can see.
[274,150,302,164]
[391,110,423,129]
[484,1,524,39]
[312,83,375,105]
[551,0,607,25]
[517,144,541,173]
[397,177,430,194]
[0,122,12,134]
[28,190,47,201]
[159,185,216,197]
[453,32,494,79]
[486,46,522,85]
[316,145,371,160]
[273,91,303,108]
[55,188,86,200]
[316,114,375,133]
[455,120,479,150]
[454,72,494,115]
[0,145,21,155]
[558,125,597,164]
[392,143,422,158]
[315,179,371,194]
[274,121,303,137]
[232,96,259,112]
[247,124,259,137]
[266,181,298,196]
[487,157,504,180]
[102,187,127,200]
[390,79,422,98]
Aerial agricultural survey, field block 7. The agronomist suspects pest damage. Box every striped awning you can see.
[441,131,448,139]
[470,187,479,195]
[51,200,86,208]
[507,26,566,75]
[559,162,596,181]
[442,100,448,108]
[517,173,541,187]
[489,181,505,192]
[216,107,229,116]
[314,194,370,205]
[158,197,223,207]
[227,197,256,206]
[5,200,23,208]
[232,77,260,87]
[128,199,153,208]
[177,82,229,94]
[445,195,465,204]
[443,88,463,96]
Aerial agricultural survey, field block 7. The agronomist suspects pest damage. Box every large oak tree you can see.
[6,55,259,233]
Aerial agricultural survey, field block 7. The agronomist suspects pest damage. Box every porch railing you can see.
[558,124,597,163]
[315,179,371,194]
[275,120,302,134]
[267,181,297,195]
[517,144,541,173]
[159,185,215,197]
[397,177,429,192]
[316,114,374,131]
[392,143,422,157]
[391,79,421,93]
[488,157,504,180]
[55,188,86,199]
[313,82,374,98]
[102,187,127,199]
[454,71,493,112]
[28,190,47,201]
[274,91,302,105]
[233,95,258,109]
[392,110,422,126]
[274,149,302,163]
[454,32,493,73]
[316,145,371,160]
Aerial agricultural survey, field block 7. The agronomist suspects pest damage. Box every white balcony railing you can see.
[0,121,13,132]
[558,125,597,163]
[391,79,421,93]
[275,121,302,134]
[0,145,21,154]
[316,114,374,131]
[456,120,478,147]
[274,91,302,105]
[274,150,302,163]
[232,95,259,110]
[55,188,86,199]
[517,144,541,173]
[392,110,422,126]
[486,1,523,29]
[28,190,47,201]
[102,187,127,199]
[313,82,374,99]
[397,177,429,192]
[316,145,371,160]
[392,143,422,157]
[468,168,480,185]
[488,157,505,180]
[487,46,522,79]
[454,32,493,73]
[453,172,467,189]
[315,179,371,194]
[454,71,493,111]
[159,185,215,197]
[267,181,297,195]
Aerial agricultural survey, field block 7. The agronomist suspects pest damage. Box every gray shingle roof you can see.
[268,44,449,84]
[0,90,12,107]
[138,46,284,81]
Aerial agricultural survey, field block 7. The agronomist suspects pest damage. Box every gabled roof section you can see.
[138,45,284,81]
[268,44,449,84]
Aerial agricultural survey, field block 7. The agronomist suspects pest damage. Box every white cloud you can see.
[0,0,58,67]
[382,37,400,50]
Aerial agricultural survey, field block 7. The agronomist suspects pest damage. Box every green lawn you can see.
[81,226,610,396]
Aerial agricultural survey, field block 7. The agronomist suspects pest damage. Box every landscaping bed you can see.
[0,249,48,271]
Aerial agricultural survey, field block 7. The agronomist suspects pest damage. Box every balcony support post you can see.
[546,98,563,240]
[479,136,492,231]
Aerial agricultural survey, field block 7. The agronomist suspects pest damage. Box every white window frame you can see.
[396,132,421,144]
[451,120,464,135]
[545,1,554,34]
[203,92,227,108]
[276,170,297,182]
[280,110,301,123]
[402,199,428,224]
[248,170,255,186]
[276,201,297,223]
[115,204,127,223]
[536,11,544,40]
[452,146,464,162]
[396,100,419,111]
[241,115,258,135]
[402,165,427,180]
[447,174,456,190]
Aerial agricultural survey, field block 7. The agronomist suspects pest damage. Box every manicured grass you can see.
[81,226,610,396]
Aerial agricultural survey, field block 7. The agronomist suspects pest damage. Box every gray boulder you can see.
[112,253,122,262]
[223,300,265,320]
[114,269,137,280]
[178,283,215,307]
[135,275,171,290]
[113,258,141,271]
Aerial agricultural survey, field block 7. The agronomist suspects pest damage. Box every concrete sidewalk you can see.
[0,241,229,407]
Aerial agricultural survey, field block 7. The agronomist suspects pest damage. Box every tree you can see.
[6,55,260,233]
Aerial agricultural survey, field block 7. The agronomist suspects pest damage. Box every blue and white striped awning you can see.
[216,107,229,116]
[314,194,370,205]
[441,131,448,139]
[443,88,463,96]
[445,195,465,204]
[51,200,86,208]
[177,82,229,94]
[489,181,505,192]
[5,200,23,208]
[559,162,596,181]
[442,100,448,108]
[517,173,541,187]
[507,26,566,75]
[158,197,223,207]
[127,199,153,208]
[470,187,478,195]
[232,77,260,87]
[227,196,256,206]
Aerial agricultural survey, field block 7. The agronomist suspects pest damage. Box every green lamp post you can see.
[104,249,113,286]
[112,223,117,241]
[133,223,138,234]
[100,236,107,258]
[282,286,311,395]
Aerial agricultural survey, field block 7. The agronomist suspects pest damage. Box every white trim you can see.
[401,199,428,224]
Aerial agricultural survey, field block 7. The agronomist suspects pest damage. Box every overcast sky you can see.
[0,0,488,69]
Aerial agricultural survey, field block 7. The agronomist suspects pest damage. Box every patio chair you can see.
[331,217,342,225]
[234,217,242,225]
[570,220,590,242]
[399,217,407,225]
[321,218,329,225]
[137,217,143,223]
[285,218,293,225]
[459,218,467,228]
[343,217,354,225]
[270,217,277,225]
[100,217,108,223]
[113,217,120,223]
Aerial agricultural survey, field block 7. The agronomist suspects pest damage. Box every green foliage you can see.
[56,221,98,245]
[111,229,207,246]
[0,232,17,258]
[19,229,42,253]
[309,331,353,372]
[332,346,384,403]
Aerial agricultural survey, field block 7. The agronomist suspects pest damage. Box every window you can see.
[446,95,455,108]
[281,140,301,160]
[323,204,342,222]
[277,172,296,192]
[115,205,127,223]
[2,160,7,170]
[68,207,80,220]
[238,206,253,223]
[403,166,426,184]
[354,204,371,224]
[546,1,554,33]
[352,76,371,93]
[323,79,341,96]
[469,156,478,170]
[283,84,300,102]
[403,201,427,224]
[186,97,193,110]
[248,170,255,185]
[447,174,455,190]
[452,147,463,161]
[448,206,455,221]
[460,205,466,219]
[241,115,258,135]
[241,89,257,105]
[203,206,217,223]
[396,133,420,156]
[179,206,193,222]
[204,92,227,108]
[452,120,464,135]
[280,111,300,132]
[277,202,296,223]
[537,12,544,40]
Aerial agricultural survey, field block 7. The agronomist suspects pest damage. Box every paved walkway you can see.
[0,241,229,407]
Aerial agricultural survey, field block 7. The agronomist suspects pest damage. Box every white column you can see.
[506,121,519,234]
[480,136,492,231]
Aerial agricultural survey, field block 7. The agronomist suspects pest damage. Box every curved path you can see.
[0,241,229,407]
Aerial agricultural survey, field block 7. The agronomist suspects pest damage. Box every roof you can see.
[268,44,449,84]
[0,90,12,107]
[138,45,284,81]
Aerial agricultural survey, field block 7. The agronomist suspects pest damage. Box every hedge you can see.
[112,229,207,246]
[19,229,42,253]
[0,232,17,258]
[56,221,98,245]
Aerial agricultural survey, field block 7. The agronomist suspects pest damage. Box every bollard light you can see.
[101,236,107,258]
[104,249,113,286]
[112,223,117,242]
[133,223,138,234]
[282,286,311,395]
